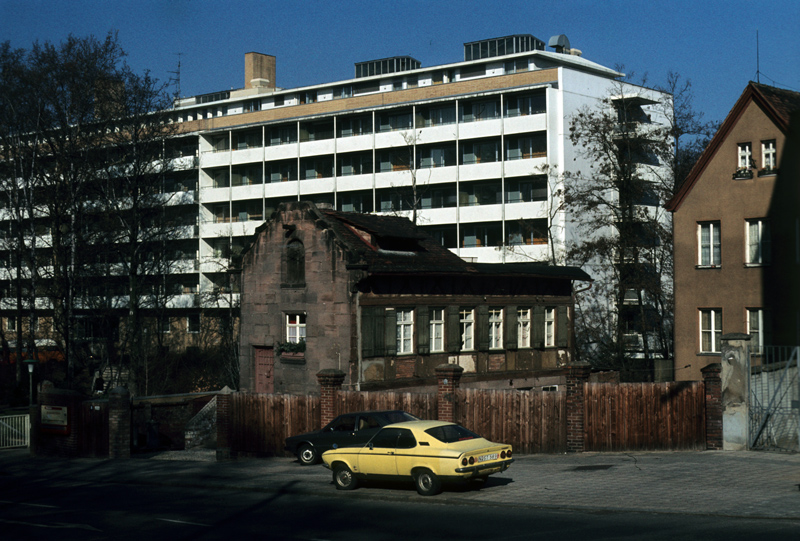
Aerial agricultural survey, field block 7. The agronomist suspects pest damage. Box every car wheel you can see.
[297,444,318,465]
[414,469,442,496]
[333,464,358,491]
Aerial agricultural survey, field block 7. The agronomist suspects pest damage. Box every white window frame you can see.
[698,222,721,267]
[286,313,306,343]
[460,308,474,351]
[517,308,531,348]
[700,309,722,353]
[545,307,556,347]
[430,308,445,353]
[489,308,503,349]
[761,140,776,171]
[396,309,414,354]
[747,308,765,354]
[746,219,771,265]
[737,142,752,168]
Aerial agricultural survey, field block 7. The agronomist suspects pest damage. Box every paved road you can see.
[1,447,798,521]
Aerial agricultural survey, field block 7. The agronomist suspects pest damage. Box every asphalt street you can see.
[1,447,798,520]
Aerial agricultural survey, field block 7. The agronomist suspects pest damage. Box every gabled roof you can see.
[667,82,800,212]
[312,206,590,281]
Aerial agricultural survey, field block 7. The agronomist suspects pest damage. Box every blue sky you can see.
[1,0,798,124]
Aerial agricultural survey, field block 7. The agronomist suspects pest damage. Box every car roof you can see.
[383,420,455,430]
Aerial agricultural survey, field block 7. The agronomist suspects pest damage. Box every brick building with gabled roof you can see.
[667,82,800,380]
[238,201,591,394]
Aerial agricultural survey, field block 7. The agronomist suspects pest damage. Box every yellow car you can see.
[321,420,513,496]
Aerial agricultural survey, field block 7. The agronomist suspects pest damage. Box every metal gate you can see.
[749,346,800,452]
[0,414,30,449]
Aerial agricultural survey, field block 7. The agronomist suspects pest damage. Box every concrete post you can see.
[565,361,591,453]
[108,386,131,459]
[435,364,463,423]
[701,363,723,450]
[316,369,346,428]
[215,386,234,461]
[720,333,751,450]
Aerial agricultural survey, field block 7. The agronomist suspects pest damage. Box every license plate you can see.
[477,453,498,463]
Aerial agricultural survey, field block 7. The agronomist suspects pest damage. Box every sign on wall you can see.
[41,405,70,435]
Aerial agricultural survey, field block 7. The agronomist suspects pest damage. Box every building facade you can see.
[0,34,672,387]
[238,201,590,394]
[668,82,800,381]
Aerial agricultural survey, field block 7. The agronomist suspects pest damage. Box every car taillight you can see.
[508,449,512,458]
[461,457,468,466]
[501,450,506,459]
[469,456,475,465]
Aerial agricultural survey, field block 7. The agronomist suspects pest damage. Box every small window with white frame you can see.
[761,140,777,173]
[746,219,771,265]
[429,308,445,353]
[698,221,721,266]
[396,309,414,354]
[737,142,752,168]
[517,307,531,348]
[700,308,722,353]
[460,308,475,351]
[286,313,306,343]
[747,308,768,354]
[489,308,503,349]
[545,307,556,347]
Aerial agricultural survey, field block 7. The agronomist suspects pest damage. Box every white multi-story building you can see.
[2,33,672,357]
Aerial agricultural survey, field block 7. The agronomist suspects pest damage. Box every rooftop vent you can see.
[548,35,582,56]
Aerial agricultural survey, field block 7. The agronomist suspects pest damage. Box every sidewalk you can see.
[1,448,798,519]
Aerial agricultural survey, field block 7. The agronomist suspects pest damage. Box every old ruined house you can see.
[238,201,591,394]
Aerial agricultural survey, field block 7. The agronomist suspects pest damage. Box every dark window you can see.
[328,415,356,432]
[285,240,305,287]
[370,428,402,448]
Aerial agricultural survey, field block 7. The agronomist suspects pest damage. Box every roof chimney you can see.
[244,52,276,90]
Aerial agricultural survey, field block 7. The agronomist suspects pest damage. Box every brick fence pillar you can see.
[317,369,346,428]
[701,363,723,450]
[435,364,464,423]
[565,361,591,453]
[216,386,234,461]
[108,386,131,459]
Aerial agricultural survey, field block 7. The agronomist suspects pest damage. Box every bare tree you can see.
[562,76,678,380]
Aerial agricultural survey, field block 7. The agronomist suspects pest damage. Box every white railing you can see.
[0,414,30,449]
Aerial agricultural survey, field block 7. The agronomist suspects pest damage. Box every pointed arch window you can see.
[284,239,305,287]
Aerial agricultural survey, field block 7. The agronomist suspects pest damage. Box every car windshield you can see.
[383,411,420,424]
[425,424,480,443]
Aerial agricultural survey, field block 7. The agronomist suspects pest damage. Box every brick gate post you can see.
[317,369,346,428]
[108,386,131,459]
[565,361,591,453]
[701,363,723,450]
[435,363,463,423]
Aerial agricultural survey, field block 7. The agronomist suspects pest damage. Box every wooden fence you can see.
[583,382,706,451]
[224,381,707,457]
[229,393,320,456]
[456,388,566,454]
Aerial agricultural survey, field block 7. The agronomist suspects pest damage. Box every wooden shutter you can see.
[361,306,384,358]
[476,305,489,352]
[533,306,545,348]
[504,305,518,350]
[417,306,430,355]
[446,306,460,353]
[384,308,397,356]
[557,305,569,348]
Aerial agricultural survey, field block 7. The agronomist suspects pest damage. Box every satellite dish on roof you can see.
[548,34,571,54]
